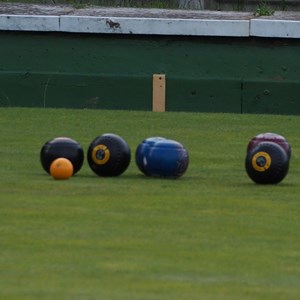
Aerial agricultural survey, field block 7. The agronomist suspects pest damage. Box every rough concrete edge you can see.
[0,14,59,31]
[250,18,300,38]
[60,16,249,36]
[0,13,300,38]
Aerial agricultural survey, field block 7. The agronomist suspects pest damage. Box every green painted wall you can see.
[1,32,300,114]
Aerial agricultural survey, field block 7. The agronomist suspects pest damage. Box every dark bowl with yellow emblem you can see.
[87,133,131,177]
[245,141,289,184]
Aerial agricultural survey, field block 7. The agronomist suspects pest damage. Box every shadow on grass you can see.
[75,172,194,181]
[237,181,296,188]
[36,171,295,187]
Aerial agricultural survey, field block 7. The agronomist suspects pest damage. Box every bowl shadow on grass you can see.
[238,181,296,188]
[38,171,295,187]
[76,172,195,181]
[37,169,194,181]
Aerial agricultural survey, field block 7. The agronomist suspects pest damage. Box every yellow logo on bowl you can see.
[92,144,110,165]
[252,151,271,172]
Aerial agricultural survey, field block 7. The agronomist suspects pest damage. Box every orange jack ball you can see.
[50,158,74,180]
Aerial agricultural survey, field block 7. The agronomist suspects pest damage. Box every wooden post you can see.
[152,74,166,112]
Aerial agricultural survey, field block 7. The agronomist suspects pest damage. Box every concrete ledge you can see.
[60,16,249,36]
[251,19,300,38]
[0,4,300,38]
[0,14,59,31]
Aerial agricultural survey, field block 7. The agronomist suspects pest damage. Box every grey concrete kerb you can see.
[0,4,300,38]
[251,12,300,38]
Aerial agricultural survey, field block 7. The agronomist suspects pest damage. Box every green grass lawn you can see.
[1,107,300,299]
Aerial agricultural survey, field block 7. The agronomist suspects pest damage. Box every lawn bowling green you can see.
[1,108,300,299]
[1,3,300,298]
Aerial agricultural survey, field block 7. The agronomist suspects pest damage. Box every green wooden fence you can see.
[1,32,300,114]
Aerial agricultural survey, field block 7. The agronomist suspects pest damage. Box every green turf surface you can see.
[1,108,300,299]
